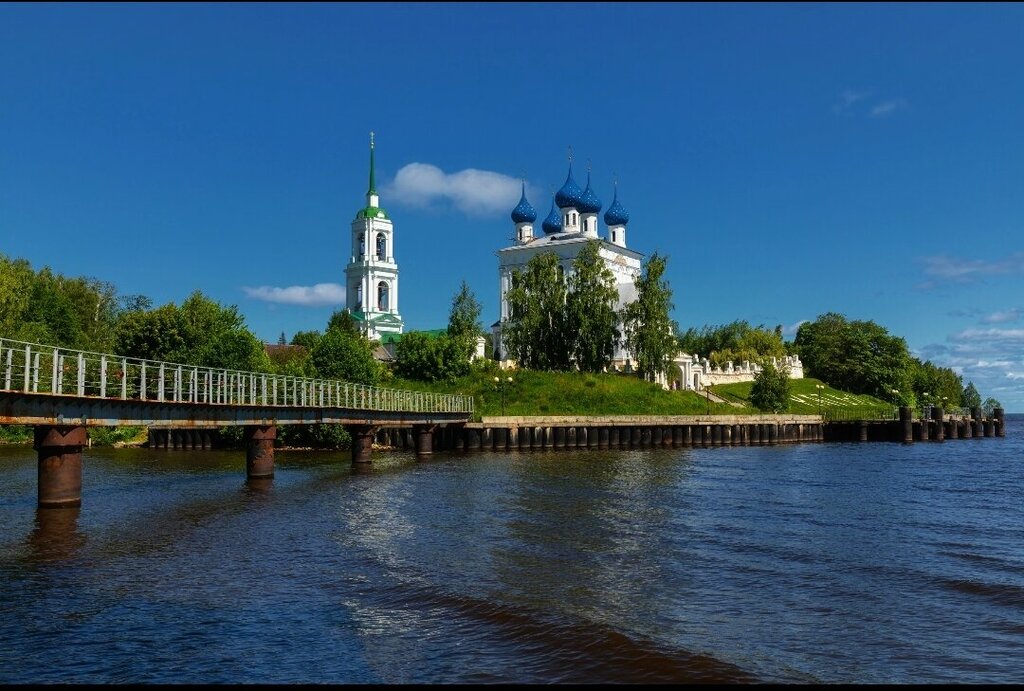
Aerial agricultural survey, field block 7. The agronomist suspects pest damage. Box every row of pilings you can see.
[27,408,1006,509]
[377,407,1007,452]
[824,407,1006,442]
[377,416,828,453]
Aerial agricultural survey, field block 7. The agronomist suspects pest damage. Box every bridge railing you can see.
[0,338,473,415]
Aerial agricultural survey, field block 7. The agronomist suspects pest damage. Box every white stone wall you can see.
[673,353,804,391]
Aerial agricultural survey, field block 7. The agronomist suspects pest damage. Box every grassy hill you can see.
[710,377,894,417]
[389,367,895,420]
[389,367,738,419]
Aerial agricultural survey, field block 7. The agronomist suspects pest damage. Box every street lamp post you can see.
[494,376,512,416]
[705,382,711,414]
[815,383,824,416]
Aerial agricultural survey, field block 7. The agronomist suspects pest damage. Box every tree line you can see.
[0,250,1001,420]
[679,312,1001,413]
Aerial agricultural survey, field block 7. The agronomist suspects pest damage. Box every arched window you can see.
[376,233,387,260]
[358,233,365,260]
[354,283,363,311]
[377,281,389,311]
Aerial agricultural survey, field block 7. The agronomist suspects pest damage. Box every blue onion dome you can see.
[578,173,602,214]
[604,186,629,226]
[542,196,563,234]
[510,182,537,224]
[554,165,584,209]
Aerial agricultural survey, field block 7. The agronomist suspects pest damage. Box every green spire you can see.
[367,131,376,195]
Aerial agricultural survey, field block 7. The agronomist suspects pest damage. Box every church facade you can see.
[491,157,804,391]
[492,160,642,368]
[345,134,404,341]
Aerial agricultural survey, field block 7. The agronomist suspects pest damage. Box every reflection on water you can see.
[0,417,1022,683]
[26,507,86,564]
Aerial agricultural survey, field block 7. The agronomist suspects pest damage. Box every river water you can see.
[1,416,1022,683]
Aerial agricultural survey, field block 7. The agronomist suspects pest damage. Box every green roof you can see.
[356,206,388,220]
[380,329,446,345]
[350,311,404,325]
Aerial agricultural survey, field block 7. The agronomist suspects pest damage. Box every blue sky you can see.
[2,3,1023,410]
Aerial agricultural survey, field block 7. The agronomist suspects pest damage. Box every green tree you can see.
[290,330,322,351]
[113,291,270,372]
[310,326,380,384]
[268,342,313,377]
[962,381,982,409]
[566,240,620,372]
[327,309,360,336]
[395,331,469,382]
[678,320,787,367]
[623,253,677,381]
[18,271,85,347]
[447,280,482,360]
[120,294,153,313]
[0,253,121,352]
[195,329,269,372]
[909,359,963,409]
[0,254,34,337]
[795,312,912,400]
[113,304,186,362]
[177,291,270,371]
[750,360,790,412]
[982,397,1002,415]
[504,252,570,371]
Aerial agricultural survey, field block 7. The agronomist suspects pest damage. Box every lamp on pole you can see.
[705,380,711,414]
[494,375,512,416]
[815,383,825,416]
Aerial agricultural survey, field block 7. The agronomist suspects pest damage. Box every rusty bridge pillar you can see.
[244,425,276,479]
[413,424,436,459]
[994,408,1005,437]
[348,425,376,466]
[35,425,88,508]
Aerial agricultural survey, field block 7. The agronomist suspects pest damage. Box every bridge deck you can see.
[0,337,473,428]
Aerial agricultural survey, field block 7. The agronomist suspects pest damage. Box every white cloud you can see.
[918,253,1024,289]
[832,90,908,118]
[385,162,527,216]
[783,319,809,336]
[981,308,1022,324]
[242,283,346,307]
[870,98,908,117]
[833,89,870,113]
[917,327,1024,410]
[952,328,1024,342]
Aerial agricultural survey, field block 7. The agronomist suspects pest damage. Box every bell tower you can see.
[344,132,403,340]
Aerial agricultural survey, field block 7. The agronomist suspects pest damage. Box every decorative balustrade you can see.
[0,338,473,415]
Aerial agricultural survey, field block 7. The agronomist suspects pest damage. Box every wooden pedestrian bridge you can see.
[0,338,473,507]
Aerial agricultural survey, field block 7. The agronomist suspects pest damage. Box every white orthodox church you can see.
[491,154,804,390]
[492,158,642,368]
[345,134,404,341]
